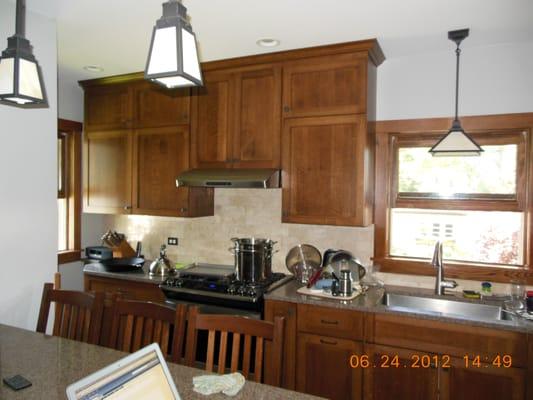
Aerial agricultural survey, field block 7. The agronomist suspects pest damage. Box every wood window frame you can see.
[374,113,533,284]
[58,119,83,264]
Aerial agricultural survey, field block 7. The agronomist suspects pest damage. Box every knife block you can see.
[110,240,137,258]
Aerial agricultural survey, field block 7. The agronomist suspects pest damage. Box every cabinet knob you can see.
[283,106,291,113]
[319,338,338,346]
[180,207,188,213]
[124,205,132,211]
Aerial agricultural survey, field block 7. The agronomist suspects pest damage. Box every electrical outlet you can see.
[167,237,179,246]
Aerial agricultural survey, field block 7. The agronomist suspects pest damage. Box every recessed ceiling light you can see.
[256,38,280,48]
[83,65,104,73]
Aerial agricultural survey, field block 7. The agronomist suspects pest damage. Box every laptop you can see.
[66,343,181,400]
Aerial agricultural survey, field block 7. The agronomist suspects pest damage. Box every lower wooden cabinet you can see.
[363,345,438,400]
[440,356,525,400]
[296,333,362,400]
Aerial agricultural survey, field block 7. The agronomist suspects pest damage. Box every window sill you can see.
[373,257,530,285]
[58,250,82,265]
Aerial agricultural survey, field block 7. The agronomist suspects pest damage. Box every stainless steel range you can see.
[160,263,291,317]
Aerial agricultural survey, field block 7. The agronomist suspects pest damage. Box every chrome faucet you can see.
[432,241,458,295]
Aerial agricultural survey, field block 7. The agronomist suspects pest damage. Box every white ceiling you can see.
[18,0,533,84]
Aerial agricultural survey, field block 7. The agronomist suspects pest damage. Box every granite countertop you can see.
[83,261,166,285]
[0,324,323,400]
[265,280,533,334]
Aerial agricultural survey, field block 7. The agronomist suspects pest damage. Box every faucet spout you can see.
[432,241,457,295]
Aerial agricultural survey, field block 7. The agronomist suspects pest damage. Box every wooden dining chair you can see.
[185,306,285,386]
[108,299,187,364]
[36,283,105,345]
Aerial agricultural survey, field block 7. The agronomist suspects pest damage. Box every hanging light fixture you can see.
[145,0,203,89]
[0,0,47,108]
[429,29,482,156]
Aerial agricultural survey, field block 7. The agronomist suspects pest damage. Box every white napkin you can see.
[192,372,245,396]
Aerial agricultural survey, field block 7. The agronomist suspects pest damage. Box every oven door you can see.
[164,298,261,319]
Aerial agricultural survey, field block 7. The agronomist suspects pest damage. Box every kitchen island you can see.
[0,324,322,400]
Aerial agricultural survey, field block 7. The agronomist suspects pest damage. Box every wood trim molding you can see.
[58,118,82,265]
[374,112,533,284]
[79,39,385,88]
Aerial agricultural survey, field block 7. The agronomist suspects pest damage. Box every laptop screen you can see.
[72,350,176,400]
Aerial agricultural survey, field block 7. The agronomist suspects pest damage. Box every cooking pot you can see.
[229,238,277,282]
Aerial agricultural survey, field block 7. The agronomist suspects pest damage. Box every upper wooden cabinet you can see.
[191,64,282,169]
[133,83,190,128]
[84,85,133,131]
[84,130,132,214]
[282,114,373,226]
[282,53,367,118]
[132,126,213,217]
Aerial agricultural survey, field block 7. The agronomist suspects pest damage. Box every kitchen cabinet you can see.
[81,79,214,217]
[282,53,367,118]
[83,130,132,214]
[84,84,133,131]
[133,82,190,128]
[263,300,297,390]
[132,126,213,217]
[296,333,362,400]
[282,114,373,226]
[84,274,166,346]
[191,64,282,169]
[363,345,438,400]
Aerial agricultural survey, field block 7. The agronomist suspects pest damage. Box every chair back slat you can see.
[108,299,186,364]
[36,283,104,345]
[218,331,228,374]
[184,306,285,386]
[230,333,240,373]
[242,334,252,379]
[254,337,264,383]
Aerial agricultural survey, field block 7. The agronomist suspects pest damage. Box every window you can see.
[375,114,533,284]
[58,119,82,264]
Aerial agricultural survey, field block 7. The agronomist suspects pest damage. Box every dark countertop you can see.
[265,280,533,334]
[83,261,166,285]
[0,324,323,400]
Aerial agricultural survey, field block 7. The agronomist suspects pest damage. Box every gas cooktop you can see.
[159,263,291,311]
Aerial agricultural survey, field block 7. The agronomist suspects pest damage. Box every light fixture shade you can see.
[0,0,47,108]
[429,121,483,157]
[145,0,203,89]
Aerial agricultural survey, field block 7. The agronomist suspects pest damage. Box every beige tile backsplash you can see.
[102,188,528,296]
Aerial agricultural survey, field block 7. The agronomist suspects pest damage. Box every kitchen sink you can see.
[382,292,513,321]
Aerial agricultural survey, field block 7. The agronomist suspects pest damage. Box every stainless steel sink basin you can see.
[382,293,512,321]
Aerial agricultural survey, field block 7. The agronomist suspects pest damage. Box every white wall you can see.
[0,3,58,329]
[377,41,533,120]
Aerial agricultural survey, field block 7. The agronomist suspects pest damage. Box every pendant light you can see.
[145,0,203,89]
[0,0,47,108]
[429,29,482,156]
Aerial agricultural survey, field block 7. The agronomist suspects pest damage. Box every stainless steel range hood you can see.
[176,169,281,188]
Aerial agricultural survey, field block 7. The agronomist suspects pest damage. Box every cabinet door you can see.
[440,357,525,400]
[282,53,366,118]
[282,115,365,226]
[84,130,132,214]
[85,85,133,131]
[232,65,282,168]
[296,333,362,400]
[264,300,297,390]
[132,126,190,217]
[191,71,234,168]
[133,82,190,128]
[364,345,438,400]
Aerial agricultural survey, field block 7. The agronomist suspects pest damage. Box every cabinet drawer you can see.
[85,276,165,303]
[370,313,527,368]
[297,303,364,340]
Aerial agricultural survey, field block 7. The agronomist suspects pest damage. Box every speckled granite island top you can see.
[83,261,165,285]
[265,280,533,334]
[0,324,323,400]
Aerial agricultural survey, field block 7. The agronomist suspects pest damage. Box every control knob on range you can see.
[245,286,257,297]
[227,284,237,295]
[172,278,184,288]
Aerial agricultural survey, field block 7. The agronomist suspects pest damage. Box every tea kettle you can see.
[149,245,175,277]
